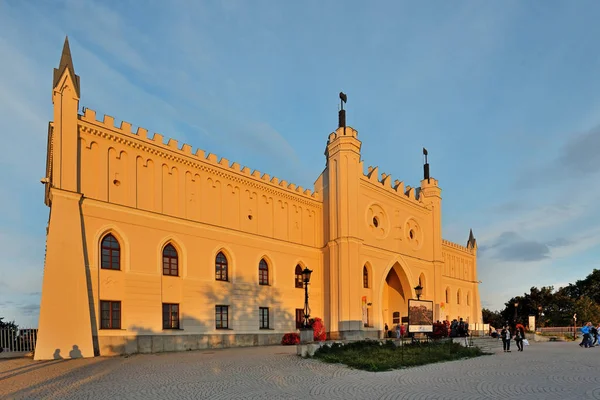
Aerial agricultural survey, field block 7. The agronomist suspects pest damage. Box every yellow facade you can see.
[34,38,482,360]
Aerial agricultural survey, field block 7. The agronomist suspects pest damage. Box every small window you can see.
[295,308,304,329]
[373,217,379,227]
[393,311,400,324]
[216,252,228,281]
[101,234,120,270]
[162,244,178,276]
[295,265,303,288]
[457,290,461,305]
[100,300,121,329]
[467,292,471,306]
[216,305,229,329]
[363,265,369,288]
[259,307,269,329]
[162,303,179,329]
[446,288,450,303]
[259,259,269,285]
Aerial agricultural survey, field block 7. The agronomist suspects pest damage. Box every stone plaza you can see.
[1,340,599,399]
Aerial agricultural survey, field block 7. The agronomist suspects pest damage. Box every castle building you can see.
[34,38,482,360]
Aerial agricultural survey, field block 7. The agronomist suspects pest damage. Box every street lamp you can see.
[302,267,313,328]
[414,285,423,300]
[537,305,543,328]
[513,301,519,324]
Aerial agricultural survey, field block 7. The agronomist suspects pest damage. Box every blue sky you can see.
[1,0,599,327]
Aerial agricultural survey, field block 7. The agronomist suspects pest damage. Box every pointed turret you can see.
[53,36,80,96]
[467,229,477,249]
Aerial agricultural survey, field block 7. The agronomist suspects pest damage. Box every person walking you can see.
[501,325,512,352]
[580,322,592,348]
[591,324,599,346]
[514,325,525,352]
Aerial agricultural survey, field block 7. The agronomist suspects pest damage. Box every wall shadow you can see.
[98,276,297,356]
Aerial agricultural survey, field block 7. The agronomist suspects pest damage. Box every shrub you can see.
[281,332,300,345]
[310,317,327,342]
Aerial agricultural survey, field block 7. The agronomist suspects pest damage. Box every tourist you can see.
[514,325,524,352]
[450,319,458,337]
[384,323,389,339]
[395,323,401,338]
[591,324,598,346]
[580,322,592,348]
[501,325,511,352]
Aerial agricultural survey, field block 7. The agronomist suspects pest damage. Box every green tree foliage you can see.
[498,269,600,327]
[0,317,18,331]
[482,308,503,328]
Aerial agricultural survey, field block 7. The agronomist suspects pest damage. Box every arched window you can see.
[295,265,303,288]
[216,252,228,281]
[467,292,471,306]
[101,234,120,270]
[259,259,269,285]
[363,266,369,288]
[457,289,461,305]
[162,244,178,276]
[445,287,450,303]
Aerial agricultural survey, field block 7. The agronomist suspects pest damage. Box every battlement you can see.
[442,239,473,254]
[327,126,358,143]
[362,165,424,206]
[79,108,319,200]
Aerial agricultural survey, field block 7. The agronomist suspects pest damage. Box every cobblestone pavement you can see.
[1,341,599,399]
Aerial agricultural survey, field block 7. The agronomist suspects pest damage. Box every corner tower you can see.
[322,93,364,338]
[50,36,80,192]
[36,37,95,360]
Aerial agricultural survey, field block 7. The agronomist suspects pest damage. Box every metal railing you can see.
[538,327,576,335]
[0,328,38,353]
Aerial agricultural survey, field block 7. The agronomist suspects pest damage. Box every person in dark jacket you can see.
[501,325,511,352]
[514,326,525,351]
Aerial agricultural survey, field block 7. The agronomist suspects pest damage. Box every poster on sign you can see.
[408,299,434,333]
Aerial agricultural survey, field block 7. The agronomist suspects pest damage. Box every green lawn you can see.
[313,339,486,372]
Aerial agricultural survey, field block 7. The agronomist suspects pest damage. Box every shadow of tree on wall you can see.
[100,276,299,356]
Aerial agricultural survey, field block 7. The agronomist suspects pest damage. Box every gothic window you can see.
[259,259,269,285]
[363,266,369,288]
[162,244,178,276]
[101,234,120,270]
[295,265,303,288]
[216,252,228,281]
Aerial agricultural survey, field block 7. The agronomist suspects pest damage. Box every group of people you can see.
[499,322,526,352]
[449,318,469,337]
[579,322,600,348]
[383,322,406,338]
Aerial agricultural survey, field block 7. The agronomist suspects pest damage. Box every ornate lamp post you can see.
[302,267,313,328]
[514,301,519,323]
[414,285,423,301]
[537,305,543,328]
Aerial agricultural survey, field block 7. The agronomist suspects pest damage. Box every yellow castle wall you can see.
[36,39,481,359]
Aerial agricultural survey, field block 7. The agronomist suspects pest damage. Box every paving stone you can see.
[0,341,598,399]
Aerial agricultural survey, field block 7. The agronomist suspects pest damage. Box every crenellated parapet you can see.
[79,108,320,203]
[361,165,425,206]
[442,239,474,254]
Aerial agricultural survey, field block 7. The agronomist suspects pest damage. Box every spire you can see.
[467,229,477,249]
[53,36,80,96]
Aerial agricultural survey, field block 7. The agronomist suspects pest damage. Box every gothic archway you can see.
[380,262,413,329]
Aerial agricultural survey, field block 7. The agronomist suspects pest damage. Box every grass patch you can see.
[313,340,485,372]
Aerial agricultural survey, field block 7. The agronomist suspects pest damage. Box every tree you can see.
[482,308,503,329]
[574,296,600,325]
[0,317,18,331]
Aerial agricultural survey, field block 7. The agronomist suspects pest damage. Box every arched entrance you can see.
[381,262,413,330]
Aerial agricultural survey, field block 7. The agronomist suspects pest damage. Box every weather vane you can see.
[338,92,347,130]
